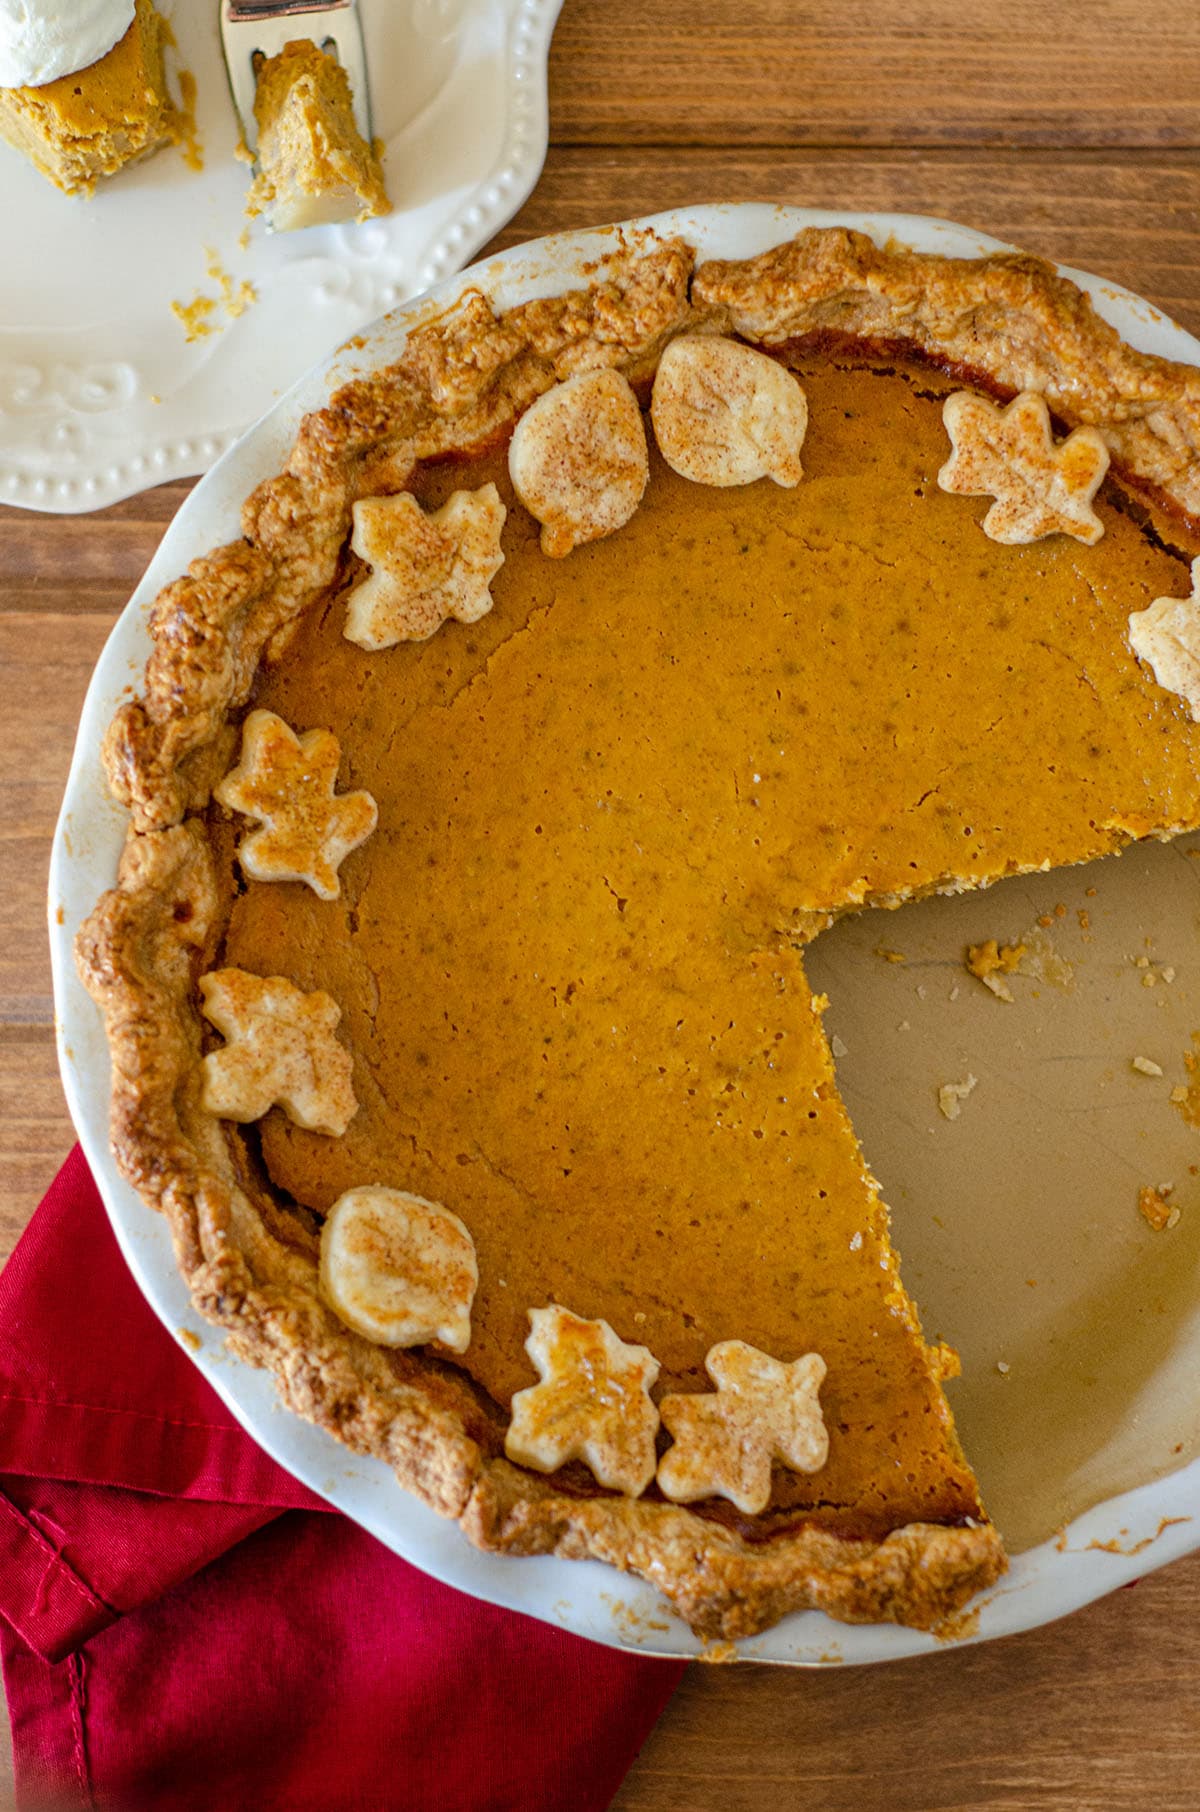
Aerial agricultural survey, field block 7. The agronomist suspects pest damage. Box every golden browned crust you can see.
[695,229,1200,522]
[77,223,1200,1640]
[461,1462,1003,1640]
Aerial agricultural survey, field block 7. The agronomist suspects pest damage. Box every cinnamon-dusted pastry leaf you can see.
[200,969,357,1136]
[508,369,648,557]
[215,709,378,900]
[505,1305,660,1496]
[345,484,506,651]
[658,1341,828,1515]
[650,333,807,487]
[937,390,1109,545]
[1129,557,1200,721]
[320,1186,478,1352]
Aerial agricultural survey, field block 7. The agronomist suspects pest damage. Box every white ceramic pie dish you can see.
[48,204,1200,1663]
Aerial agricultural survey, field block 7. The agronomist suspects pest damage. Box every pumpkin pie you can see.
[0,0,181,196]
[77,226,1200,1640]
[245,38,389,232]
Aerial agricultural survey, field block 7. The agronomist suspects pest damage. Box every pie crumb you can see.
[1131,954,1175,989]
[1137,1185,1179,1232]
[938,1075,978,1120]
[204,248,257,321]
[170,255,257,345]
[967,927,1073,997]
[933,1603,982,1643]
[965,938,1023,1001]
[175,66,202,171]
[170,293,217,342]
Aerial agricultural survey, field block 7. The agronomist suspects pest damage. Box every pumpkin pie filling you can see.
[214,349,1200,1542]
[245,38,389,232]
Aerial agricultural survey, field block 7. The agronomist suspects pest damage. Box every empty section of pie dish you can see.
[49,206,1200,1663]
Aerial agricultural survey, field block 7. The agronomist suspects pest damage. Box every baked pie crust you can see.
[77,225,1200,1640]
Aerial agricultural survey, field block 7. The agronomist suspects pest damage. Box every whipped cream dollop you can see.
[0,0,135,88]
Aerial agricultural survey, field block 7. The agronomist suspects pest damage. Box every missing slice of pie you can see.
[76,224,1200,1640]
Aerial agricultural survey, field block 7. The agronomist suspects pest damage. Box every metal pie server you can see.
[219,0,373,157]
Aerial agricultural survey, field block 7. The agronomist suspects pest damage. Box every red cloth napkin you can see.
[0,1148,684,1810]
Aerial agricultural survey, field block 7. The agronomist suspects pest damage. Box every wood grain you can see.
[548,0,1200,148]
[4,2,1200,1802]
[615,1556,1200,1810]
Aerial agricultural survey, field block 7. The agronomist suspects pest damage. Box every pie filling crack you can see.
[76,225,1200,1641]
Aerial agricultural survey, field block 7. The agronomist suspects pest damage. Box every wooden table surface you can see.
[3,2,1200,1806]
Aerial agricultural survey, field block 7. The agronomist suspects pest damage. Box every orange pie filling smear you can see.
[216,346,1200,1544]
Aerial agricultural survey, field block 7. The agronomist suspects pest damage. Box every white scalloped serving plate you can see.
[0,0,561,514]
[50,206,1200,1663]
